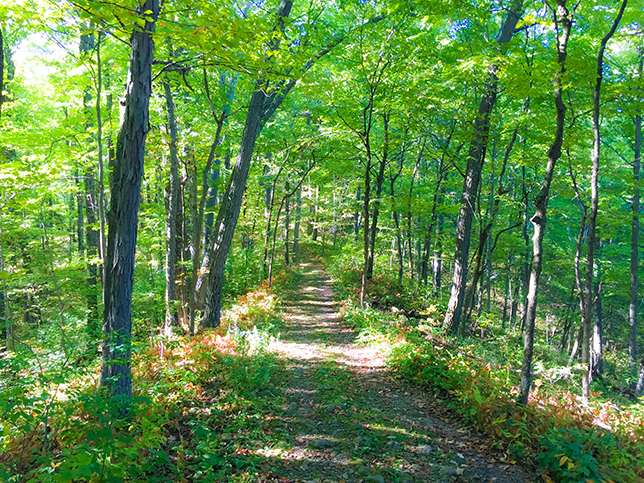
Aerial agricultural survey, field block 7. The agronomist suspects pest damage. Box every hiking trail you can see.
[260,259,532,483]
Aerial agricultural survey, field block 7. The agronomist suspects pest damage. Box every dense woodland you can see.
[1,0,644,481]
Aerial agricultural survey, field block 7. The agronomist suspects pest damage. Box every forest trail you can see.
[263,260,532,483]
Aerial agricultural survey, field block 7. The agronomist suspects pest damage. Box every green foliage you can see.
[0,271,288,482]
[385,329,644,482]
[537,428,605,483]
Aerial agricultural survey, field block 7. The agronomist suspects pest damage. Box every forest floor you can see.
[254,259,534,483]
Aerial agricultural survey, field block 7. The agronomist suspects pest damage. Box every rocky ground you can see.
[256,260,534,483]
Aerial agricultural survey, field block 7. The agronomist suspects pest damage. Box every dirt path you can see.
[265,260,532,483]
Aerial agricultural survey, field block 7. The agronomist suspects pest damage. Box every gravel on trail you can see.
[259,260,533,483]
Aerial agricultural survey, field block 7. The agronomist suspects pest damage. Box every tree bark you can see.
[367,113,389,279]
[0,29,4,120]
[163,80,180,334]
[100,0,158,400]
[284,179,290,265]
[389,146,405,283]
[591,279,604,379]
[581,0,626,402]
[294,187,302,264]
[443,0,523,334]
[201,85,268,328]
[517,0,570,406]
[630,48,642,367]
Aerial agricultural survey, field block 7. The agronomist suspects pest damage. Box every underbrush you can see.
[0,284,288,482]
[389,328,644,483]
[323,245,644,483]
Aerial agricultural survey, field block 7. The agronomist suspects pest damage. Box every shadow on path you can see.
[263,260,531,483]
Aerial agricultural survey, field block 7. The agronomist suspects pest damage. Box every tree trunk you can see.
[200,0,381,325]
[433,214,443,295]
[163,80,180,334]
[630,49,642,367]
[202,86,267,327]
[84,170,100,339]
[442,0,523,334]
[636,359,644,397]
[312,185,319,241]
[581,0,626,402]
[406,151,420,281]
[189,125,225,335]
[591,280,604,379]
[0,29,4,120]
[354,187,361,239]
[361,152,372,309]
[367,113,389,279]
[75,173,84,255]
[518,0,570,406]
[519,166,529,330]
[95,34,107,280]
[294,187,302,264]
[284,180,290,265]
[100,0,159,400]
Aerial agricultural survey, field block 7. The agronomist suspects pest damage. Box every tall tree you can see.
[518,0,572,406]
[443,0,524,334]
[200,4,385,327]
[200,0,294,328]
[163,79,180,334]
[579,0,627,401]
[630,48,642,368]
[100,0,159,399]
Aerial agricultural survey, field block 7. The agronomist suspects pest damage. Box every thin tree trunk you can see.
[312,186,319,241]
[100,0,159,400]
[0,29,4,120]
[630,49,642,367]
[84,171,100,339]
[75,172,84,255]
[163,80,180,334]
[519,166,529,329]
[518,0,570,406]
[95,34,107,278]
[433,214,443,295]
[568,323,583,366]
[284,179,290,265]
[367,113,389,279]
[592,279,604,379]
[361,152,372,309]
[581,0,626,401]
[354,187,361,239]
[406,147,420,280]
[294,187,301,264]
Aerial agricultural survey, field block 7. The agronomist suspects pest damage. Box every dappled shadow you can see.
[255,259,531,483]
